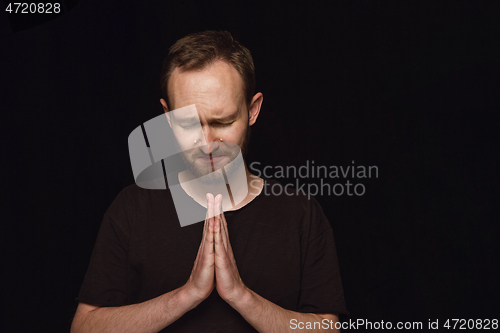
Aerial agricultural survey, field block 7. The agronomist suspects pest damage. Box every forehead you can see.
[168,61,245,114]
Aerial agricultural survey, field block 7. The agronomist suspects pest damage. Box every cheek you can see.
[226,123,247,142]
[172,128,195,150]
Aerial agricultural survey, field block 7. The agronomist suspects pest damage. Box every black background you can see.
[2,1,499,332]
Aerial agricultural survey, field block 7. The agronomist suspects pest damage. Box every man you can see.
[72,30,348,332]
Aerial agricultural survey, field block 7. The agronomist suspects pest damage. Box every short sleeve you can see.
[76,192,131,307]
[297,198,349,316]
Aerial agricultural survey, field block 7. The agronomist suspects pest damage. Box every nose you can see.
[198,126,221,155]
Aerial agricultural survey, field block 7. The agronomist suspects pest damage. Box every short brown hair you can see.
[160,30,255,109]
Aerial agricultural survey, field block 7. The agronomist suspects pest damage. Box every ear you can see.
[248,92,263,126]
[160,98,172,127]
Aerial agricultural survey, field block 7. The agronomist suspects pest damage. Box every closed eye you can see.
[180,123,198,129]
[181,121,234,129]
[216,121,234,127]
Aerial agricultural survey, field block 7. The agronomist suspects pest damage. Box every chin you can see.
[194,170,226,185]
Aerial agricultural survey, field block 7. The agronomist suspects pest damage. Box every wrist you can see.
[178,283,205,311]
[227,286,254,312]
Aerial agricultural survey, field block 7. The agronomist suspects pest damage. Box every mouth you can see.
[197,155,227,164]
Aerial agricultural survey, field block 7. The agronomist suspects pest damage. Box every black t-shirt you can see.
[77,179,348,332]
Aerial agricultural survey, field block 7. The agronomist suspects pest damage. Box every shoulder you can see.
[107,183,150,212]
[104,184,171,228]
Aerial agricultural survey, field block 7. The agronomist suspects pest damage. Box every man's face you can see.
[166,61,251,180]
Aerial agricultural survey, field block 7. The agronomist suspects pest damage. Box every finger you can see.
[198,194,215,267]
[220,206,228,238]
[219,223,238,278]
[198,195,212,257]
[201,200,212,245]
[205,194,215,255]
[198,211,211,251]
[193,203,212,269]
[213,194,221,246]
[193,230,203,264]
[213,196,227,260]
[200,194,212,243]
[219,209,236,263]
[214,195,228,250]
[207,192,215,220]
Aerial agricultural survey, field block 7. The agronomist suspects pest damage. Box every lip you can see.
[198,155,226,163]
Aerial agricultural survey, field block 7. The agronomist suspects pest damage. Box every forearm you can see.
[230,288,339,333]
[71,286,199,333]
